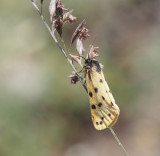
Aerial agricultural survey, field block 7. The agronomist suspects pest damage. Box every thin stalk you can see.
[31,1,128,155]
[109,127,129,156]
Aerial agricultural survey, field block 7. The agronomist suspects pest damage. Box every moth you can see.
[84,59,120,130]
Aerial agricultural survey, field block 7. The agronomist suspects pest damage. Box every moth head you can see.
[79,56,92,67]
[84,58,92,66]
[84,58,101,72]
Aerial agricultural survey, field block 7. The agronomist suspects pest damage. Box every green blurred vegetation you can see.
[0,0,160,156]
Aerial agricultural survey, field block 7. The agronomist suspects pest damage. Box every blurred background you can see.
[0,0,160,155]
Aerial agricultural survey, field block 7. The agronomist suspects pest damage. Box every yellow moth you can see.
[85,59,120,130]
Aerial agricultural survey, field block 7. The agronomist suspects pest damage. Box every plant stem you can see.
[31,1,128,155]
[109,127,129,156]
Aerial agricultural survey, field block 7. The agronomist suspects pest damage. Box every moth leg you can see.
[77,66,86,73]
[83,82,88,92]
[83,78,86,86]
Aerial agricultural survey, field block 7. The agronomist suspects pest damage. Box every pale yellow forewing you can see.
[86,67,120,130]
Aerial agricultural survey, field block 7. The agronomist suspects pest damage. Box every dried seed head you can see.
[71,19,85,44]
[49,0,57,20]
[88,45,99,60]
[78,27,90,41]
[63,10,73,21]
[69,54,82,66]
[68,14,77,24]
[76,38,85,56]
[69,72,79,84]
[49,0,69,36]
[53,17,63,37]
[63,10,76,24]
[56,2,68,18]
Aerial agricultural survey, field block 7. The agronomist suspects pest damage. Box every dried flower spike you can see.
[49,0,69,36]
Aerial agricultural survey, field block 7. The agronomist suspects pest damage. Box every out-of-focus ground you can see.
[0,0,160,156]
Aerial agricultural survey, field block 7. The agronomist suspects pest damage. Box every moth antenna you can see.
[92,37,97,45]
[79,56,86,60]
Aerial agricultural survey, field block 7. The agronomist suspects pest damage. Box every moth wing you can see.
[90,69,120,128]
[86,70,107,130]
[86,66,120,130]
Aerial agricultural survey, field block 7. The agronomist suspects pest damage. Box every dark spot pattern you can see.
[100,121,103,125]
[102,96,105,100]
[89,92,93,97]
[99,79,103,83]
[96,122,99,125]
[94,88,98,93]
[91,105,96,109]
[111,102,113,106]
[98,103,102,107]
[108,113,111,117]
[101,117,104,120]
